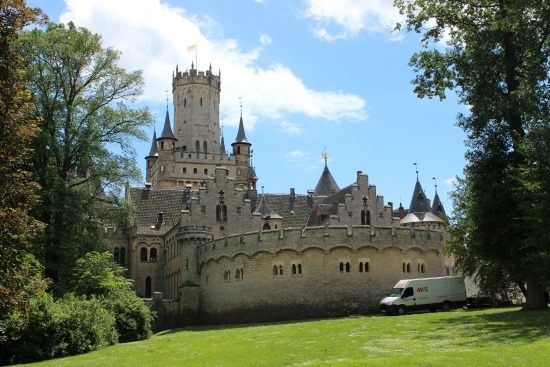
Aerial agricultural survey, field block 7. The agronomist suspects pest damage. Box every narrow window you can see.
[361,210,367,225]
[403,262,406,273]
[223,205,228,222]
[366,211,371,225]
[345,262,351,273]
[340,262,344,272]
[273,265,278,275]
[120,247,126,265]
[421,264,425,273]
[140,247,148,261]
[184,98,187,107]
[365,262,370,272]
[113,247,120,263]
[204,168,208,175]
[298,264,302,274]
[216,205,221,221]
[193,168,197,174]
[200,97,203,106]
[150,248,157,261]
[292,264,297,274]
[203,141,207,157]
[183,167,187,174]
[279,265,283,275]
[406,263,411,273]
[359,262,363,273]
[195,141,200,158]
[145,276,152,298]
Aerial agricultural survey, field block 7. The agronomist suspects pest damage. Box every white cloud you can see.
[60,0,368,130]
[277,121,304,136]
[302,0,404,41]
[286,150,307,160]
[259,32,272,45]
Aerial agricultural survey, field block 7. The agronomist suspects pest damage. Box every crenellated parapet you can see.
[197,225,448,267]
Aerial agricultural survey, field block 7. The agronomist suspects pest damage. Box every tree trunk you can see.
[522,271,548,310]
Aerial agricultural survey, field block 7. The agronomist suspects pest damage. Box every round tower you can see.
[172,62,221,155]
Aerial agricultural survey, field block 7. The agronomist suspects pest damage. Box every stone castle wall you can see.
[193,225,451,324]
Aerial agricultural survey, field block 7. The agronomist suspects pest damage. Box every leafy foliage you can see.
[1,293,118,365]
[396,0,550,309]
[13,22,152,286]
[0,0,48,321]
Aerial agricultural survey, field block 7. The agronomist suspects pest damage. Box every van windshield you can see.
[388,288,404,297]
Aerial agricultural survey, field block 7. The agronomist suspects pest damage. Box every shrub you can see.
[103,290,154,343]
[3,293,118,364]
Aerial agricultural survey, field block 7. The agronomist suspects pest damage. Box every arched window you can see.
[203,141,207,158]
[113,247,120,263]
[345,262,351,273]
[120,247,126,265]
[240,268,244,279]
[292,264,297,274]
[222,205,227,222]
[406,263,411,273]
[361,210,367,225]
[278,265,283,275]
[216,205,221,221]
[298,264,302,274]
[421,264,425,273]
[263,223,271,230]
[340,262,344,272]
[365,262,370,272]
[273,265,278,275]
[145,276,152,298]
[235,269,240,279]
[366,211,371,225]
[150,248,157,261]
[140,247,148,261]
[195,141,200,158]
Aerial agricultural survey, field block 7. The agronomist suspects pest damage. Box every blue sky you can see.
[27,0,466,213]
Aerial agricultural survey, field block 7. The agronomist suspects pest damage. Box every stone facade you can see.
[106,63,453,330]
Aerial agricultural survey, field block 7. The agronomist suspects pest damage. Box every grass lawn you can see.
[19,307,550,367]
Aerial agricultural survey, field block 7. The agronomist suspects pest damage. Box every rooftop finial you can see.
[433,177,438,193]
[413,162,419,180]
[322,146,328,167]
[221,119,224,137]
[165,89,169,109]
[239,96,243,118]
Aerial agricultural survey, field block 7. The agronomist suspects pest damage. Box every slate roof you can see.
[130,187,190,235]
[220,135,227,154]
[262,193,314,229]
[407,179,431,214]
[232,116,250,145]
[306,184,353,227]
[314,161,340,196]
[253,194,282,219]
[431,191,446,216]
[158,109,176,141]
[147,129,158,157]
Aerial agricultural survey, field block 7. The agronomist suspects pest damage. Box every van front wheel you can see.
[397,306,406,315]
[441,302,451,312]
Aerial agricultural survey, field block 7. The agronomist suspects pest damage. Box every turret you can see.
[145,129,158,180]
[314,153,340,196]
[155,108,177,188]
[400,175,444,228]
[231,113,252,187]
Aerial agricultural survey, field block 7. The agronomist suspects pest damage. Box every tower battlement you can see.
[173,65,220,89]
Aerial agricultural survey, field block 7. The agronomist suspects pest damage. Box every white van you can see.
[379,276,467,315]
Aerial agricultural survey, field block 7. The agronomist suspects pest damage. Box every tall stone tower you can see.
[145,62,254,191]
[173,62,221,155]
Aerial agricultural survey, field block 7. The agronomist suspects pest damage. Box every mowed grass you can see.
[20,307,550,367]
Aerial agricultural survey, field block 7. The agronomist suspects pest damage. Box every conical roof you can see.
[400,178,444,226]
[220,135,227,154]
[246,165,257,179]
[232,115,250,145]
[158,109,176,141]
[314,161,340,196]
[431,191,446,216]
[146,129,158,157]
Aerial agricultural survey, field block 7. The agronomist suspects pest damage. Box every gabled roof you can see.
[314,161,340,196]
[158,109,176,141]
[232,116,250,145]
[146,129,158,158]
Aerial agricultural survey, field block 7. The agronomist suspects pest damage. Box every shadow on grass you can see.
[427,308,550,345]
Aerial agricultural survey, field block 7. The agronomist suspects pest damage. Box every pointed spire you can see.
[158,107,176,141]
[400,173,444,226]
[431,177,446,216]
[220,119,226,154]
[146,128,158,157]
[314,151,340,196]
[232,99,250,145]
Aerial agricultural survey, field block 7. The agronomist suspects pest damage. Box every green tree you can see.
[395,0,550,309]
[70,251,153,343]
[0,0,48,319]
[14,22,152,288]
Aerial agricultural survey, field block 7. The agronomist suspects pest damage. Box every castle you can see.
[107,63,453,329]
